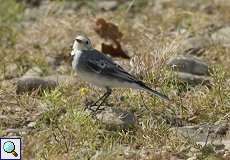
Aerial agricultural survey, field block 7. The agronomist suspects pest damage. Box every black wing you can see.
[86,51,140,83]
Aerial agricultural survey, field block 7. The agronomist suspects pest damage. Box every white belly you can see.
[78,70,140,89]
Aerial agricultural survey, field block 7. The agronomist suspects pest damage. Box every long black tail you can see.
[137,82,170,101]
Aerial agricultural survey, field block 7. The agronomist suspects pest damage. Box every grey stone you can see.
[16,74,78,94]
[216,149,226,156]
[75,148,95,160]
[46,56,60,69]
[97,1,118,11]
[211,26,230,48]
[45,55,71,72]
[3,63,18,79]
[172,122,230,149]
[90,145,175,160]
[178,36,211,55]
[175,72,211,85]
[86,106,136,130]
[153,0,170,14]
[214,0,230,7]
[56,65,70,74]
[223,151,230,158]
[215,122,229,137]
[16,77,57,94]
[154,0,214,13]
[63,1,81,11]
[173,0,206,9]
[175,0,216,14]
[187,156,198,160]
[17,0,43,7]
[167,55,210,76]
[45,75,78,85]
[27,121,37,128]
[23,1,57,21]
[5,128,29,135]
[90,146,130,160]
[22,66,43,78]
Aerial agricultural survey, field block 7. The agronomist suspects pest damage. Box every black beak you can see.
[75,39,82,43]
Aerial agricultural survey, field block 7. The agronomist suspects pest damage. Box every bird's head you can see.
[71,35,93,56]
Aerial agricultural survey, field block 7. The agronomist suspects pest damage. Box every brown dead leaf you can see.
[94,18,123,41]
[101,41,130,59]
[94,18,130,59]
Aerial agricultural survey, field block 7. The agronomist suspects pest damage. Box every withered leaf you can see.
[94,18,130,59]
[94,18,123,41]
[101,41,130,59]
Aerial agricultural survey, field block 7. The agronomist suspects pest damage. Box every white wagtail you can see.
[71,35,169,111]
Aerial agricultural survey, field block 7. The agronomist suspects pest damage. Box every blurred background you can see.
[0,0,230,159]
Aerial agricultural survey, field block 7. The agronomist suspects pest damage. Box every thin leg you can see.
[88,88,112,112]
[95,88,112,111]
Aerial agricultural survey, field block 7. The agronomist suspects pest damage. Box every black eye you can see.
[86,41,89,45]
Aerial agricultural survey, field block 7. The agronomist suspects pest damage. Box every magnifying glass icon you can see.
[3,141,18,157]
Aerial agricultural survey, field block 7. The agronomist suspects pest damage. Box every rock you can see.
[214,0,230,7]
[175,72,211,86]
[62,1,81,11]
[45,75,78,85]
[167,55,212,86]
[200,4,217,14]
[173,0,205,10]
[90,147,136,160]
[45,56,60,69]
[174,0,215,13]
[167,55,210,76]
[187,156,198,160]
[16,75,78,94]
[75,148,95,160]
[5,128,29,135]
[211,26,230,48]
[177,36,211,56]
[16,77,57,94]
[56,65,70,74]
[27,121,37,128]
[172,122,230,150]
[86,106,136,130]
[153,0,170,14]
[3,63,18,80]
[45,55,71,73]
[162,109,187,127]
[215,122,229,137]
[97,1,118,11]
[223,151,230,159]
[216,149,226,156]
[91,151,105,160]
[199,140,230,151]
[17,0,43,7]
[90,145,176,160]
[214,144,225,151]
[172,125,207,142]
[154,0,214,12]
[22,66,43,78]
[45,55,67,70]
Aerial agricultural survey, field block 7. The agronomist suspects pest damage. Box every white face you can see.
[71,35,92,56]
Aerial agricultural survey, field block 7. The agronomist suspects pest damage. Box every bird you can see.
[71,35,169,111]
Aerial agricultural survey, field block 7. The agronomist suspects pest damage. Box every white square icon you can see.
[0,138,21,160]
